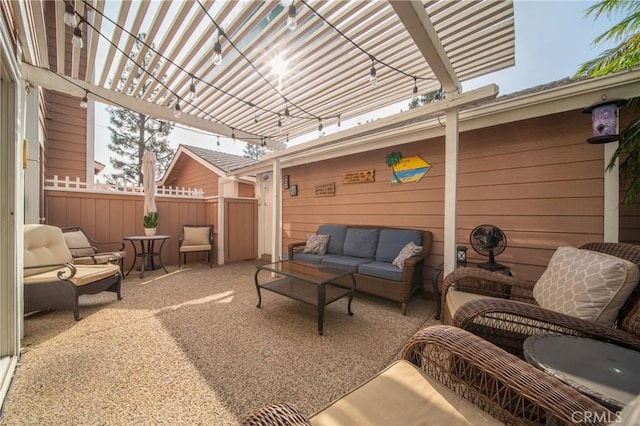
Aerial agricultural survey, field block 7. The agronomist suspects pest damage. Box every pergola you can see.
[19,0,514,143]
[17,0,515,272]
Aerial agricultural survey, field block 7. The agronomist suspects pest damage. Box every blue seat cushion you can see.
[293,252,339,265]
[321,256,373,273]
[375,229,423,262]
[358,261,403,282]
[318,225,348,255]
[343,228,380,258]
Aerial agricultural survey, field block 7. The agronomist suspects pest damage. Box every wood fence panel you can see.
[45,190,213,269]
[224,199,258,262]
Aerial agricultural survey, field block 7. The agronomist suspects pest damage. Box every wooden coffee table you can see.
[254,261,356,335]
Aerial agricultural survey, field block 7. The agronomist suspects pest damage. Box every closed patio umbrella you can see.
[141,150,157,216]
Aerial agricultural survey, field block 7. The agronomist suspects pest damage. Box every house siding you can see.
[281,109,613,289]
[43,90,87,181]
[164,156,220,196]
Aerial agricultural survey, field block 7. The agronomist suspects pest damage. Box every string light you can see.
[412,77,418,102]
[276,114,282,133]
[231,128,236,140]
[287,2,297,31]
[64,2,78,27]
[369,56,377,87]
[337,114,341,127]
[174,100,182,117]
[283,104,290,123]
[317,119,323,137]
[189,75,198,101]
[80,91,88,108]
[216,135,220,147]
[212,29,223,66]
[72,24,84,49]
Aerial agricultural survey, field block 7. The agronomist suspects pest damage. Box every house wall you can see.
[238,182,255,198]
[281,109,614,290]
[164,156,220,196]
[43,91,87,181]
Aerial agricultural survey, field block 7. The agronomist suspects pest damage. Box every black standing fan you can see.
[470,225,507,271]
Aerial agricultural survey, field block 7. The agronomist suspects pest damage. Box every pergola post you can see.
[444,108,459,275]
[271,159,282,263]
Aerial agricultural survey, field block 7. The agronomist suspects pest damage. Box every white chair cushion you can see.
[446,290,498,318]
[310,360,503,425]
[24,264,120,286]
[532,246,639,326]
[63,230,96,257]
[24,224,73,276]
[183,227,211,246]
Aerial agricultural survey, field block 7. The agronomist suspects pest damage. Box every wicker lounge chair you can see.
[442,242,640,358]
[241,325,613,425]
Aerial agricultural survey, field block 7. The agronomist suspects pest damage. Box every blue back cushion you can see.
[343,228,380,258]
[318,224,348,255]
[375,229,423,262]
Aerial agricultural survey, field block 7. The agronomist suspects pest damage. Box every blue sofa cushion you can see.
[321,256,373,273]
[358,261,404,282]
[375,229,423,262]
[318,225,348,255]
[294,253,339,265]
[343,228,380,258]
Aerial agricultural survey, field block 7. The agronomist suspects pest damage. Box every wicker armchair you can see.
[242,325,612,425]
[442,242,640,358]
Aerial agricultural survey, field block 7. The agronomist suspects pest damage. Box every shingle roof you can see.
[181,145,259,174]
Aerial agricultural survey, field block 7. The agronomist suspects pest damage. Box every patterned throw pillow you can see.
[392,241,423,269]
[302,234,330,255]
[532,246,639,326]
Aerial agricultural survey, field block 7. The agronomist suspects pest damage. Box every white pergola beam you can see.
[21,63,258,142]
[390,0,460,93]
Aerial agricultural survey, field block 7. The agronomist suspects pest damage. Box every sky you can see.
[93,0,618,178]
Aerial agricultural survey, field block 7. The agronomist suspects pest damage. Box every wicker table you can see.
[524,335,640,411]
[254,260,356,335]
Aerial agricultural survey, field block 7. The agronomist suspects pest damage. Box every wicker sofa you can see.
[288,224,432,315]
[242,325,613,425]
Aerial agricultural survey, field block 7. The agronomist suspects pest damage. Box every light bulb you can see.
[80,94,88,109]
[72,26,83,49]
[189,80,197,101]
[212,40,222,65]
[64,3,77,27]
[174,102,181,117]
[287,5,297,31]
[369,65,377,87]
[276,116,282,133]
[216,136,220,147]
[283,106,290,123]
[412,81,418,102]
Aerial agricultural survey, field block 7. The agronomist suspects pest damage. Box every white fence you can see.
[44,175,205,198]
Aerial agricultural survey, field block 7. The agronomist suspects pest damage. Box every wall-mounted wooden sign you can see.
[283,175,290,189]
[315,183,335,196]
[342,169,375,184]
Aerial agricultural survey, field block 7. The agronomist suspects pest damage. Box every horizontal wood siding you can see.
[45,191,218,269]
[163,155,219,196]
[238,182,255,198]
[44,90,87,181]
[225,198,258,261]
[281,110,608,289]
